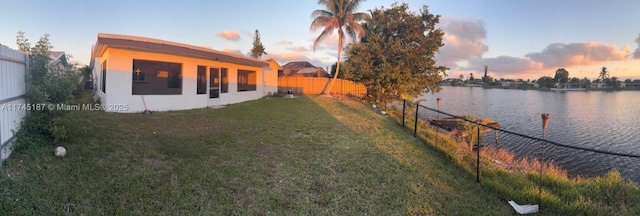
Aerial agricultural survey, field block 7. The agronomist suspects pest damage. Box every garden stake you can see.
[540,113,550,208]
[402,100,406,128]
[414,102,419,137]
[436,98,441,147]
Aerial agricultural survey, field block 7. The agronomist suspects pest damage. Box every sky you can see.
[1,0,640,80]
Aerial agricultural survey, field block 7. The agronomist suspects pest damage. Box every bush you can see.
[13,32,82,150]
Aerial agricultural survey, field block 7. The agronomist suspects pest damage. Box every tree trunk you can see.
[324,31,343,95]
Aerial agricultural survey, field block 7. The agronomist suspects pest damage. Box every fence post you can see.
[414,102,419,137]
[402,100,406,128]
[476,122,481,184]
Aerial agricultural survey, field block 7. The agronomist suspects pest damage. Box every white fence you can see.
[0,44,28,164]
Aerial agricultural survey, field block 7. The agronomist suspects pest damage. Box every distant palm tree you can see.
[311,0,369,95]
[598,67,609,82]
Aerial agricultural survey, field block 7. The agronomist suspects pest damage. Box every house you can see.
[49,51,68,67]
[591,82,606,89]
[90,33,278,113]
[281,61,329,77]
[625,81,640,88]
[264,58,282,95]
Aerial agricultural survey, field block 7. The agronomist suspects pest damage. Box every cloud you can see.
[221,48,244,56]
[634,34,640,59]
[310,33,354,51]
[524,42,630,68]
[433,18,639,79]
[287,46,309,52]
[436,18,489,66]
[216,30,241,41]
[277,40,293,45]
[266,52,307,62]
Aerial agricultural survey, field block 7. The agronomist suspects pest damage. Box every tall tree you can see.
[581,77,591,89]
[250,29,267,59]
[598,67,609,81]
[537,76,555,88]
[344,3,447,102]
[330,61,345,79]
[610,76,620,90]
[554,68,569,87]
[311,0,369,95]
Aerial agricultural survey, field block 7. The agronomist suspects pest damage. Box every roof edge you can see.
[95,33,268,67]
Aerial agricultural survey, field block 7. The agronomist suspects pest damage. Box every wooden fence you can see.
[0,44,28,163]
[278,77,367,97]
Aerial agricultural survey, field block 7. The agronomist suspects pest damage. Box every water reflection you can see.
[418,87,640,183]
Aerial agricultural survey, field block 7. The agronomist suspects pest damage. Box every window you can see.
[209,68,220,98]
[101,60,107,93]
[132,67,146,81]
[132,59,182,95]
[197,66,206,94]
[221,68,228,93]
[237,69,256,91]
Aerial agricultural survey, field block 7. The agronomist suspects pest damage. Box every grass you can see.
[1,95,512,215]
[2,94,638,215]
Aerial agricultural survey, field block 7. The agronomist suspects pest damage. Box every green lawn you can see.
[0,95,515,215]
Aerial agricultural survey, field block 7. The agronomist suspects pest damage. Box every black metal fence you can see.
[386,99,640,208]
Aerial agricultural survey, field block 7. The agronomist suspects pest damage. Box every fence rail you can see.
[385,98,640,211]
[0,44,28,163]
[394,100,640,182]
[278,77,366,97]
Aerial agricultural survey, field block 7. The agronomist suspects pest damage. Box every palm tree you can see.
[311,0,369,95]
[598,67,609,82]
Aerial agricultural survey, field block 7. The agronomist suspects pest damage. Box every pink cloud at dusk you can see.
[437,18,639,79]
[277,40,293,45]
[310,33,353,52]
[287,46,309,52]
[524,42,631,68]
[436,18,488,66]
[266,51,307,62]
[216,30,241,41]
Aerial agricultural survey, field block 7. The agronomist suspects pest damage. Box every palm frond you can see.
[313,23,340,51]
[311,16,338,32]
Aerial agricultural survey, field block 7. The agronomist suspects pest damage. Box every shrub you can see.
[13,32,82,150]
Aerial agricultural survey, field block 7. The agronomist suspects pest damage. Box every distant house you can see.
[591,82,606,89]
[281,61,329,77]
[625,81,640,88]
[90,33,279,113]
[49,51,68,67]
[562,82,584,89]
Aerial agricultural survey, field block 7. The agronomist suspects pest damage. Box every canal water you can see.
[417,86,640,183]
